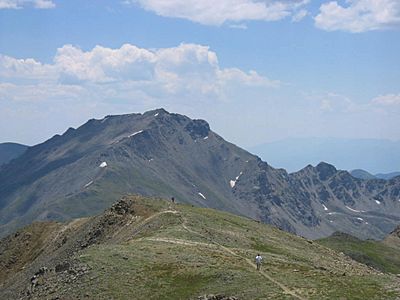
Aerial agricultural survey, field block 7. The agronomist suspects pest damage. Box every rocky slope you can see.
[0,109,399,239]
[1,196,399,299]
[0,142,28,165]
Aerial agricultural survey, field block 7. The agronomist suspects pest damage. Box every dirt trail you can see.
[132,208,306,299]
[128,209,178,238]
[180,213,306,300]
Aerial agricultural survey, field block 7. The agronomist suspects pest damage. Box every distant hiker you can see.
[255,254,263,271]
[171,197,175,203]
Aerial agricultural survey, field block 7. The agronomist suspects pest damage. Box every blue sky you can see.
[0,0,399,148]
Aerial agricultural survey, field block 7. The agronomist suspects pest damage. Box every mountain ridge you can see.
[0,109,399,240]
[0,142,28,166]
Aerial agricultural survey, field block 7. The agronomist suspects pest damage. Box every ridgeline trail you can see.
[136,206,306,300]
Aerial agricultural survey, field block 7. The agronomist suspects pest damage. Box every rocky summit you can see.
[0,109,399,239]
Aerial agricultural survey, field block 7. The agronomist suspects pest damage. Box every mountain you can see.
[249,137,400,174]
[1,196,399,299]
[375,172,400,180]
[0,142,28,165]
[1,109,400,240]
[317,230,400,275]
[351,169,400,180]
[350,169,376,180]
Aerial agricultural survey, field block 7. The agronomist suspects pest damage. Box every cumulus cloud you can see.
[0,0,55,9]
[0,43,279,103]
[315,0,400,33]
[128,0,309,26]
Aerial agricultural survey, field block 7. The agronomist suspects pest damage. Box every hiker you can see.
[171,197,175,203]
[255,254,263,271]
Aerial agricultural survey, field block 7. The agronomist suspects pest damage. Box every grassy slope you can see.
[317,233,400,275]
[1,196,400,299]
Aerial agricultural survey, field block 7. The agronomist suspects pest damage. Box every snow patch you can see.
[329,220,333,223]
[365,222,369,225]
[128,130,143,137]
[154,113,159,117]
[99,162,108,168]
[375,200,381,205]
[148,158,154,162]
[229,172,243,188]
[322,204,328,211]
[101,117,109,123]
[327,212,338,215]
[356,217,364,221]
[198,192,206,200]
[84,181,93,188]
[203,136,209,140]
[345,206,362,213]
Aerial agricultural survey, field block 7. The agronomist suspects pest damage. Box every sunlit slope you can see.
[1,196,399,299]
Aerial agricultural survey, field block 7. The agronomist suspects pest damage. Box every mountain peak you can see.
[316,162,337,180]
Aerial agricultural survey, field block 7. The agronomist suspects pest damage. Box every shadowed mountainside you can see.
[0,142,28,166]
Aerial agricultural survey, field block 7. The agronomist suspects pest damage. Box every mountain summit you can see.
[0,109,399,239]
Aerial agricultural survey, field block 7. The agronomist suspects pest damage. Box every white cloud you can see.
[292,9,308,22]
[315,0,400,33]
[128,0,309,26]
[371,93,400,106]
[0,43,279,103]
[33,0,55,9]
[0,0,55,9]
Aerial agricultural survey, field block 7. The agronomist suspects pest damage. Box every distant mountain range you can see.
[0,109,399,240]
[350,169,400,180]
[249,138,400,174]
[0,143,28,165]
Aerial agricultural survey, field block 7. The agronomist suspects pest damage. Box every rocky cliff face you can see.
[0,109,399,239]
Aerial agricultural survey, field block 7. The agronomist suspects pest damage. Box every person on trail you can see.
[171,197,175,203]
[255,254,263,271]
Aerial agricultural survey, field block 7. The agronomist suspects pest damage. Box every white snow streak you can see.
[203,136,209,140]
[128,130,143,137]
[327,212,338,215]
[198,192,206,200]
[84,181,93,188]
[99,162,108,168]
[154,113,159,117]
[322,204,328,211]
[356,217,364,221]
[101,117,109,123]
[375,200,381,205]
[345,206,362,213]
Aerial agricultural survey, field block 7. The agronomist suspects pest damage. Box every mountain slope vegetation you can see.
[1,196,399,299]
[317,230,400,275]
